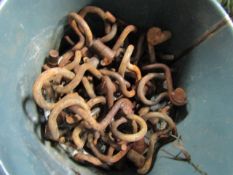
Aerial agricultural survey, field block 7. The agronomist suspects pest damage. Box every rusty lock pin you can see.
[68,12,116,66]
[142,63,187,106]
[147,27,171,63]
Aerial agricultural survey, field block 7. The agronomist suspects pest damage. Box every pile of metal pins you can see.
[32,6,187,174]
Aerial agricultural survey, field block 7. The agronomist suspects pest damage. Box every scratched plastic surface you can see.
[0,0,233,175]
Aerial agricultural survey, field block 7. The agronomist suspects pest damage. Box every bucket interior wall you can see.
[0,0,233,175]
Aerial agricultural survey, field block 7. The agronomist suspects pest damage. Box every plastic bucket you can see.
[0,0,233,174]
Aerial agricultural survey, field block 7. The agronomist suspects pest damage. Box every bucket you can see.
[0,0,233,175]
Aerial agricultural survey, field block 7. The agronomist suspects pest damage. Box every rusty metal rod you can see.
[137,73,168,105]
[33,68,75,110]
[88,134,129,164]
[54,63,102,93]
[111,114,147,142]
[100,69,135,98]
[142,63,187,106]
